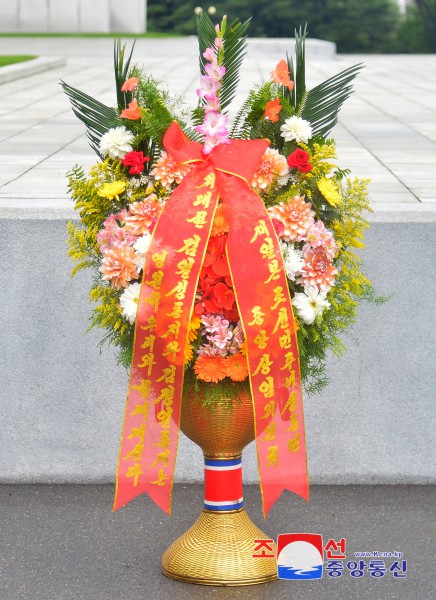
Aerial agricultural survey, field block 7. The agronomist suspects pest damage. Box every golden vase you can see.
[161,387,277,586]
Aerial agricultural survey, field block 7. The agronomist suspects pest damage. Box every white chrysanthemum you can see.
[133,232,152,270]
[99,126,135,159]
[292,285,330,325]
[120,282,141,324]
[280,116,313,144]
[280,241,304,281]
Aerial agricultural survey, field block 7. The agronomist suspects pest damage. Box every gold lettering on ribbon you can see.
[194,191,212,208]
[128,424,146,441]
[176,258,195,280]
[254,330,269,350]
[126,463,143,487]
[271,286,286,310]
[265,259,281,284]
[151,449,170,468]
[162,341,180,362]
[154,430,171,449]
[123,443,144,462]
[266,446,279,468]
[262,422,276,442]
[285,370,296,388]
[156,385,175,406]
[279,329,292,349]
[281,391,297,416]
[288,434,300,453]
[196,173,216,189]
[252,354,273,376]
[137,352,156,375]
[248,306,265,326]
[286,414,299,432]
[186,210,208,229]
[151,469,169,486]
[141,316,157,332]
[161,321,181,339]
[157,365,176,384]
[259,376,275,398]
[132,379,152,399]
[259,237,275,260]
[151,251,168,268]
[168,301,183,319]
[250,219,269,243]
[130,402,150,417]
[272,307,290,333]
[177,234,201,257]
[141,335,156,351]
[262,399,276,419]
[166,279,188,300]
[145,271,164,290]
[281,352,296,371]
[143,290,161,310]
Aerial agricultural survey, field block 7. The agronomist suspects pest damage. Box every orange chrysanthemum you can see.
[150,151,192,189]
[124,194,163,235]
[211,204,229,237]
[268,195,315,242]
[264,98,282,123]
[100,246,138,289]
[251,148,289,190]
[194,355,227,383]
[225,353,249,382]
[120,99,141,121]
[299,248,338,292]
[270,59,294,90]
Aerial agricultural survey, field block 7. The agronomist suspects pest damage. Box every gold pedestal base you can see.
[161,508,277,586]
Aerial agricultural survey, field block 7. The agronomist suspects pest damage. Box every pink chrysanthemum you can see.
[251,148,289,190]
[97,213,136,252]
[267,195,315,242]
[150,151,192,189]
[100,246,138,290]
[299,247,338,292]
[124,194,163,236]
[304,220,338,260]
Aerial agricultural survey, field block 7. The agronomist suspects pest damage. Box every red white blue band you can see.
[204,457,244,511]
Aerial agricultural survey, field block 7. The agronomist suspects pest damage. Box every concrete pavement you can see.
[0,484,434,600]
[0,37,436,213]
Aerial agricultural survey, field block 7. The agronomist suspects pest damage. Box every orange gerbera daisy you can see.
[264,98,282,123]
[124,194,163,235]
[270,59,294,90]
[120,99,141,120]
[100,246,138,289]
[211,204,229,237]
[194,355,227,383]
[226,353,249,382]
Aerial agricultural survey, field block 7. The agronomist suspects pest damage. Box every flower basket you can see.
[64,15,381,586]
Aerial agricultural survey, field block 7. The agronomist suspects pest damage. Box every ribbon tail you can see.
[219,171,309,518]
[113,162,219,514]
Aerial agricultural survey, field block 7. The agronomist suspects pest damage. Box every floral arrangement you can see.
[64,18,381,400]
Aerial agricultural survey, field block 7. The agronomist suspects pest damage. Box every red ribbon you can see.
[113,122,308,517]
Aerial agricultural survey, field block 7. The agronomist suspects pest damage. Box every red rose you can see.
[287,148,313,173]
[121,150,150,175]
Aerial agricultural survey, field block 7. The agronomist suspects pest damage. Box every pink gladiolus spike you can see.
[203,47,216,62]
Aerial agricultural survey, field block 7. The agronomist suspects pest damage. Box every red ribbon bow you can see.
[113,122,308,517]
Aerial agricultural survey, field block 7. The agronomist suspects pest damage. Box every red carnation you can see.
[121,151,150,175]
[287,148,313,173]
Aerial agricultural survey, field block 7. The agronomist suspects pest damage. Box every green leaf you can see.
[61,80,118,156]
[114,39,136,109]
[299,63,363,137]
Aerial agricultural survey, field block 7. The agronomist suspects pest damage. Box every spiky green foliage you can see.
[61,81,118,156]
[114,39,136,109]
[196,13,250,112]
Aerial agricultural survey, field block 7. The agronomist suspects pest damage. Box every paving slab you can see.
[0,484,433,600]
[0,38,435,210]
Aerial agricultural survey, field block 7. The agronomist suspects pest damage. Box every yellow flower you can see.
[184,343,194,365]
[239,340,247,357]
[98,180,126,200]
[317,177,341,207]
[188,315,201,342]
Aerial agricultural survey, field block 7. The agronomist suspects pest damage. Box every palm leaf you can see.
[61,80,118,156]
[196,13,250,113]
[299,63,363,137]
